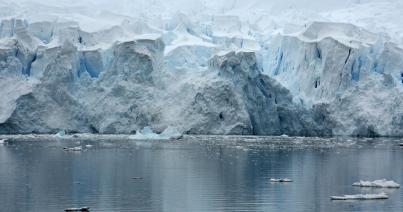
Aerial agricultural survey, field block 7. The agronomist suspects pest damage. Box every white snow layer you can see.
[352,179,400,188]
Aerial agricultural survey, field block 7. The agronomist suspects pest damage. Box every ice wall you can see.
[0,0,402,137]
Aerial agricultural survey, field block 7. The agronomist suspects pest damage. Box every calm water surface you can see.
[0,135,402,212]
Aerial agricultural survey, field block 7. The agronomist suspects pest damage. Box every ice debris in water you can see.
[352,179,400,188]
[129,127,182,140]
[270,178,293,182]
[330,192,388,200]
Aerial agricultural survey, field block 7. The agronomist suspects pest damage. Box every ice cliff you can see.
[0,1,402,137]
[262,22,403,136]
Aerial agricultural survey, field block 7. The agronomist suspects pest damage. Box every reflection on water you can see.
[0,136,402,212]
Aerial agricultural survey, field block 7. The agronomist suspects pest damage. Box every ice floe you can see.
[330,192,388,200]
[270,178,293,183]
[352,179,400,188]
[63,146,83,151]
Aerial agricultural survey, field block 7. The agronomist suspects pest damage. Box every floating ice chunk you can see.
[63,146,83,151]
[352,179,400,188]
[55,130,66,138]
[270,178,293,182]
[0,139,7,145]
[101,142,114,147]
[129,127,161,140]
[64,207,89,212]
[129,127,182,140]
[330,192,388,200]
[85,145,93,148]
[161,127,183,140]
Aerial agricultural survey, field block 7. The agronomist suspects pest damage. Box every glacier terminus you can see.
[0,0,402,137]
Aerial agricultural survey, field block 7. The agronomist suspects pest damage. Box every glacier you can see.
[0,0,402,137]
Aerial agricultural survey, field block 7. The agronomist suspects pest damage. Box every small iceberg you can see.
[352,179,400,188]
[270,178,293,182]
[330,192,388,200]
[55,130,66,138]
[129,127,161,140]
[0,139,7,144]
[129,126,182,140]
[64,207,89,211]
[131,177,143,180]
[160,127,183,140]
[63,146,83,152]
